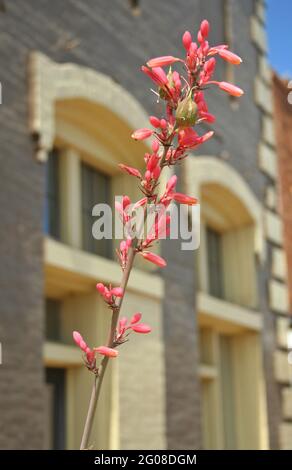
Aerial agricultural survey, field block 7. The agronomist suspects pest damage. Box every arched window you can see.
[184,156,268,450]
[30,53,166,450]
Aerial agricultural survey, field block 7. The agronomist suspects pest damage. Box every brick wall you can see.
[0,0,205,449]
[273,75,292,312]
[0,0,282,449]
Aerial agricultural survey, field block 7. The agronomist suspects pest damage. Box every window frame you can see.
[81,161,112,258]
[206,226,224,299]
[45,148,61,239]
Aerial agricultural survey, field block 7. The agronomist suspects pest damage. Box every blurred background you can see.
[0,0,291,450]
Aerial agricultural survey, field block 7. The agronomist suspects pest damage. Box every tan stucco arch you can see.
[184,156,265,259]
[29,51,149,162]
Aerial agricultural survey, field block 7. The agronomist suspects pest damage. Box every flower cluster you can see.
[115,313,151,345]
[73,313,151,373]
[96,283,124,308]
[74,19,243,369]
[73,331,118,374]
[114,19,243,268]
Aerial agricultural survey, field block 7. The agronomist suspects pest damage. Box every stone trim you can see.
[272,248,288,281]
[258,143,277,180]
[259,56,272,84]
[274,350,292,383]
[282,388,292,420]
[250,15,267,52]
[254,77,273,115]
[265,210,283,245]
[276,317,290,348]
[269,280,289,314]
[29,52,149,161]
[263,116,276,147]
[279,423,292,450]
[265,185,277,210]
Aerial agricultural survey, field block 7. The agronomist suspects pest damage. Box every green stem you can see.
[80,144,170,450]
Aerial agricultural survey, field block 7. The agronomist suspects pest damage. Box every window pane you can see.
[45,299,61,342]
[206,227,224,298]
[219,335,236,449]
[81,162,112,258]
[45,368,66,450]
[44,149,60,239]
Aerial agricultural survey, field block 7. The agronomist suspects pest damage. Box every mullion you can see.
[81,162,112,257]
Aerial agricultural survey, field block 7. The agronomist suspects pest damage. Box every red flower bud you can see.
[218,49,242,65]
[119,164,142,179]
[218,81,244,97]
[182,31,192,51]
[73,331,83,347]
[200,19,210,38]
[131,323,152,334]
[111,287,124,298]
[140,251,167,268]
[95,346,118,358]
[172,193,198,205]
[130,313,142,325]
[131,128,154,141]
[147,55,180,68]
[96,283,105,294]
[149,116,161,128]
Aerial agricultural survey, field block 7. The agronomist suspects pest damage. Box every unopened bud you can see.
[176,95,197,127]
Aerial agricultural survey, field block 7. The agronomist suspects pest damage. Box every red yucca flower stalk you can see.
[74,19,244,450]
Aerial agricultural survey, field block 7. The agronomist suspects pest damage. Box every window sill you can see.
[197,291,263,333]
[199,363,218,381]
[44,237,164,300]
[44,341,83,367]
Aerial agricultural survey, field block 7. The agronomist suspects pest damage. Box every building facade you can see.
[273,74,292,312]
[0,0,291,450]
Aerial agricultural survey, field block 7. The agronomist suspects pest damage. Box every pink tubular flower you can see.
[208,44,228,56]
[110,287,124,297]
[117,238,132,270]
[73,332,98,370]
[152,139,160,153]
[218,49,242,65]
[140,251,167,268]
[130,312,142,324]
[171,192,198,205]
[200,112,216,123]
[150,67,168,85]
[73,331,84,349]
[200,19,210,38]
[141,66,169,89]
[147,55,180,68]
[144,209,171,247]
[132,197,147,210]
[96,283,124,306]
[218,81,244,97]
[178,128,199,147]
[94,346,118,358]
[131,128,154,141]
[178,128,214,148]
[131,323,152,334]
[118,164,142,179]
[149,115,161,128]
[182,31,192,51]
[166,175,178,194]
[115,313,151,344]
[96,283,105,295]
[198,130,215,145]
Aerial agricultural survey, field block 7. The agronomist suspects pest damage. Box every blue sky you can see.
[266,0,292,77]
